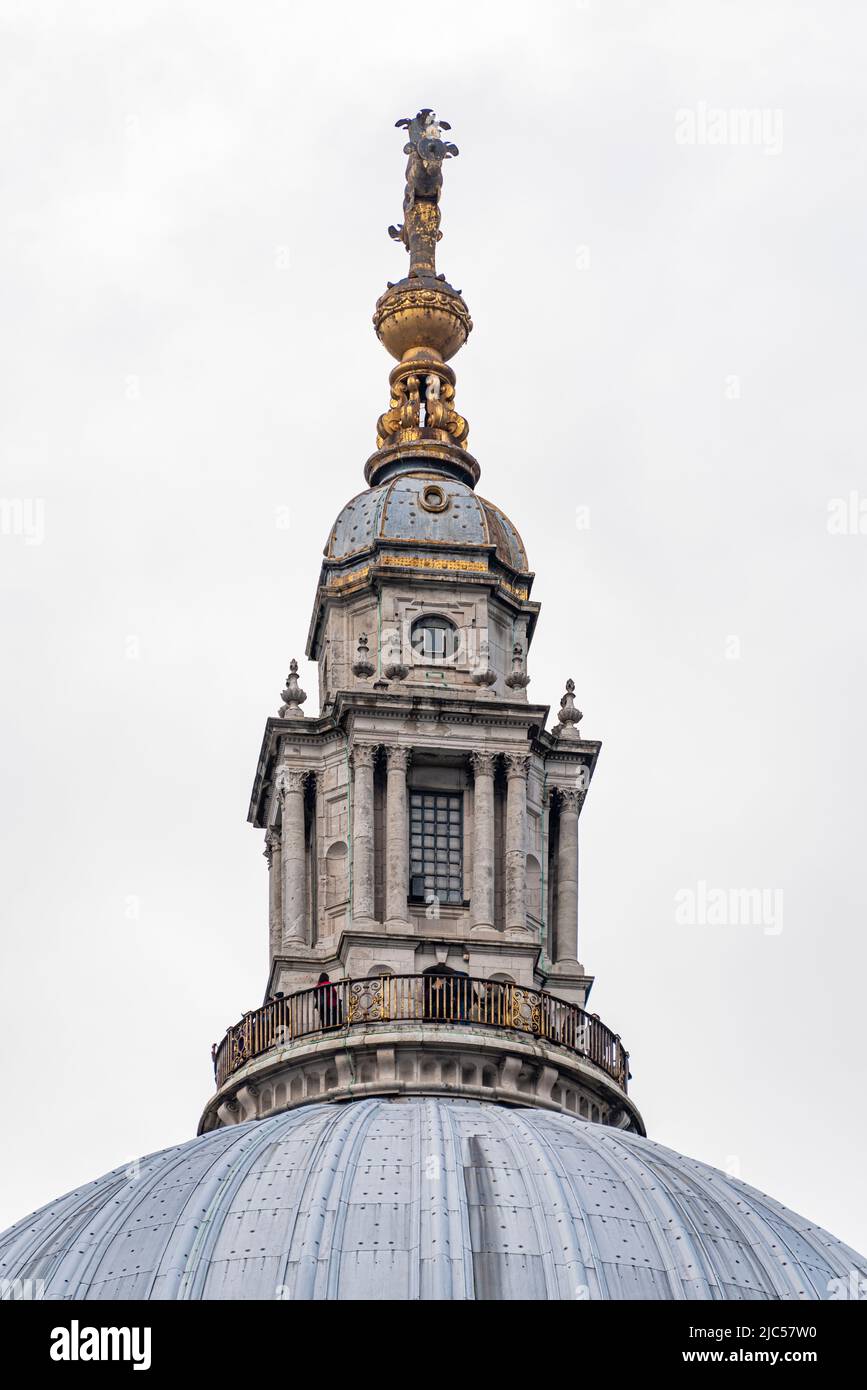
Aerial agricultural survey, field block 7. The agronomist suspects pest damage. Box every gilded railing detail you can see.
[347,979,385,1024]
[212,974,631,1095]
[509,988,541,1034]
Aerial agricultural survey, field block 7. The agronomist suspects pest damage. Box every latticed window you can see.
[409,791,463,904]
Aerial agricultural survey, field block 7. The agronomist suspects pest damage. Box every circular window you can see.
[419,483,449,513]
[410,615,460,662]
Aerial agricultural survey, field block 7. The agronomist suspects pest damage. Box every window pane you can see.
[408,789,462,902]
[411,616,459,663]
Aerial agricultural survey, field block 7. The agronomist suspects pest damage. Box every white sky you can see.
[1,0,865,1259]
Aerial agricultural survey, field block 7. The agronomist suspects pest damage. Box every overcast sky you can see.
[2,0,866,1259]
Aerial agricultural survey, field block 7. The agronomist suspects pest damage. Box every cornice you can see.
[248,693,602,825]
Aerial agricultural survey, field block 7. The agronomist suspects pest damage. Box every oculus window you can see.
[410,614,460,662]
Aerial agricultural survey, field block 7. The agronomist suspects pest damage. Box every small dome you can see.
[2,1098,863,1301]
[326,472,529,575]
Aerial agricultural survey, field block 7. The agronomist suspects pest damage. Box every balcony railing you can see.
[213,974,630,1094]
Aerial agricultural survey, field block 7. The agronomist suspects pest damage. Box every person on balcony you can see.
[423,969,477,1023]
[314,972,343,1029]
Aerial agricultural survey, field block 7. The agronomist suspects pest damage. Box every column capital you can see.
[469,750,497,778]
[555,785,586,814]
[263,828,278,866]
[276,767,307,798]
[503,752,530,781]
[349,742,377,770]
[384,745,411,771]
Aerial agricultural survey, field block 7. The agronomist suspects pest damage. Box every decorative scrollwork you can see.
[229,1022,251,1075]
[509,987,542,1034]
[347,979,385,1024]
[375,358,470,451]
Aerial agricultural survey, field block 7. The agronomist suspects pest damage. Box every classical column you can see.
[554,786,585,963]
[470,751,496,931]
[350,743,376,921]
[277,768,307,946]
[264,829,282,960]
[384,746,411,924]
[504,753,530,932]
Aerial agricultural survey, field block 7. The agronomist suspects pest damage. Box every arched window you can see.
[410,614,460,662]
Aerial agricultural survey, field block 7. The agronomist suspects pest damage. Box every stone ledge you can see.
[199,1022,644,1137]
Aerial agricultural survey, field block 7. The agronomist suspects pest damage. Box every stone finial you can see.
[554,678,583,739]
[383,632,408,681]
[504,642,530,689]
[471,638,497,687]
[278,659,307,718]
[352,633,376,679]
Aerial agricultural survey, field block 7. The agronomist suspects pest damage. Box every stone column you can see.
[470,751,496,931]
[385,746,410,924]
[277,768,307,946]
[311,770,324,946]
[350,743,376,921]
[264,829,282,961]
[554,786,585,963]
[504,754,530,932]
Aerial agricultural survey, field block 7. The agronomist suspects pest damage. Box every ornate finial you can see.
[554,679,583,738]
[388,110,458,278]
[505,642,531,690]
[367,110,476,489]
[278,659,307,718]
[383,632,408,682]
[352,633,376,679]
[471,638,497,688]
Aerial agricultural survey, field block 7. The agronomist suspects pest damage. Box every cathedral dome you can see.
[325,471,529,576]
[2,1098,863,1301]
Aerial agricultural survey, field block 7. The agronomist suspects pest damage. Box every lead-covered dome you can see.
[325,471,529,576]
[2,1098,863,1301]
